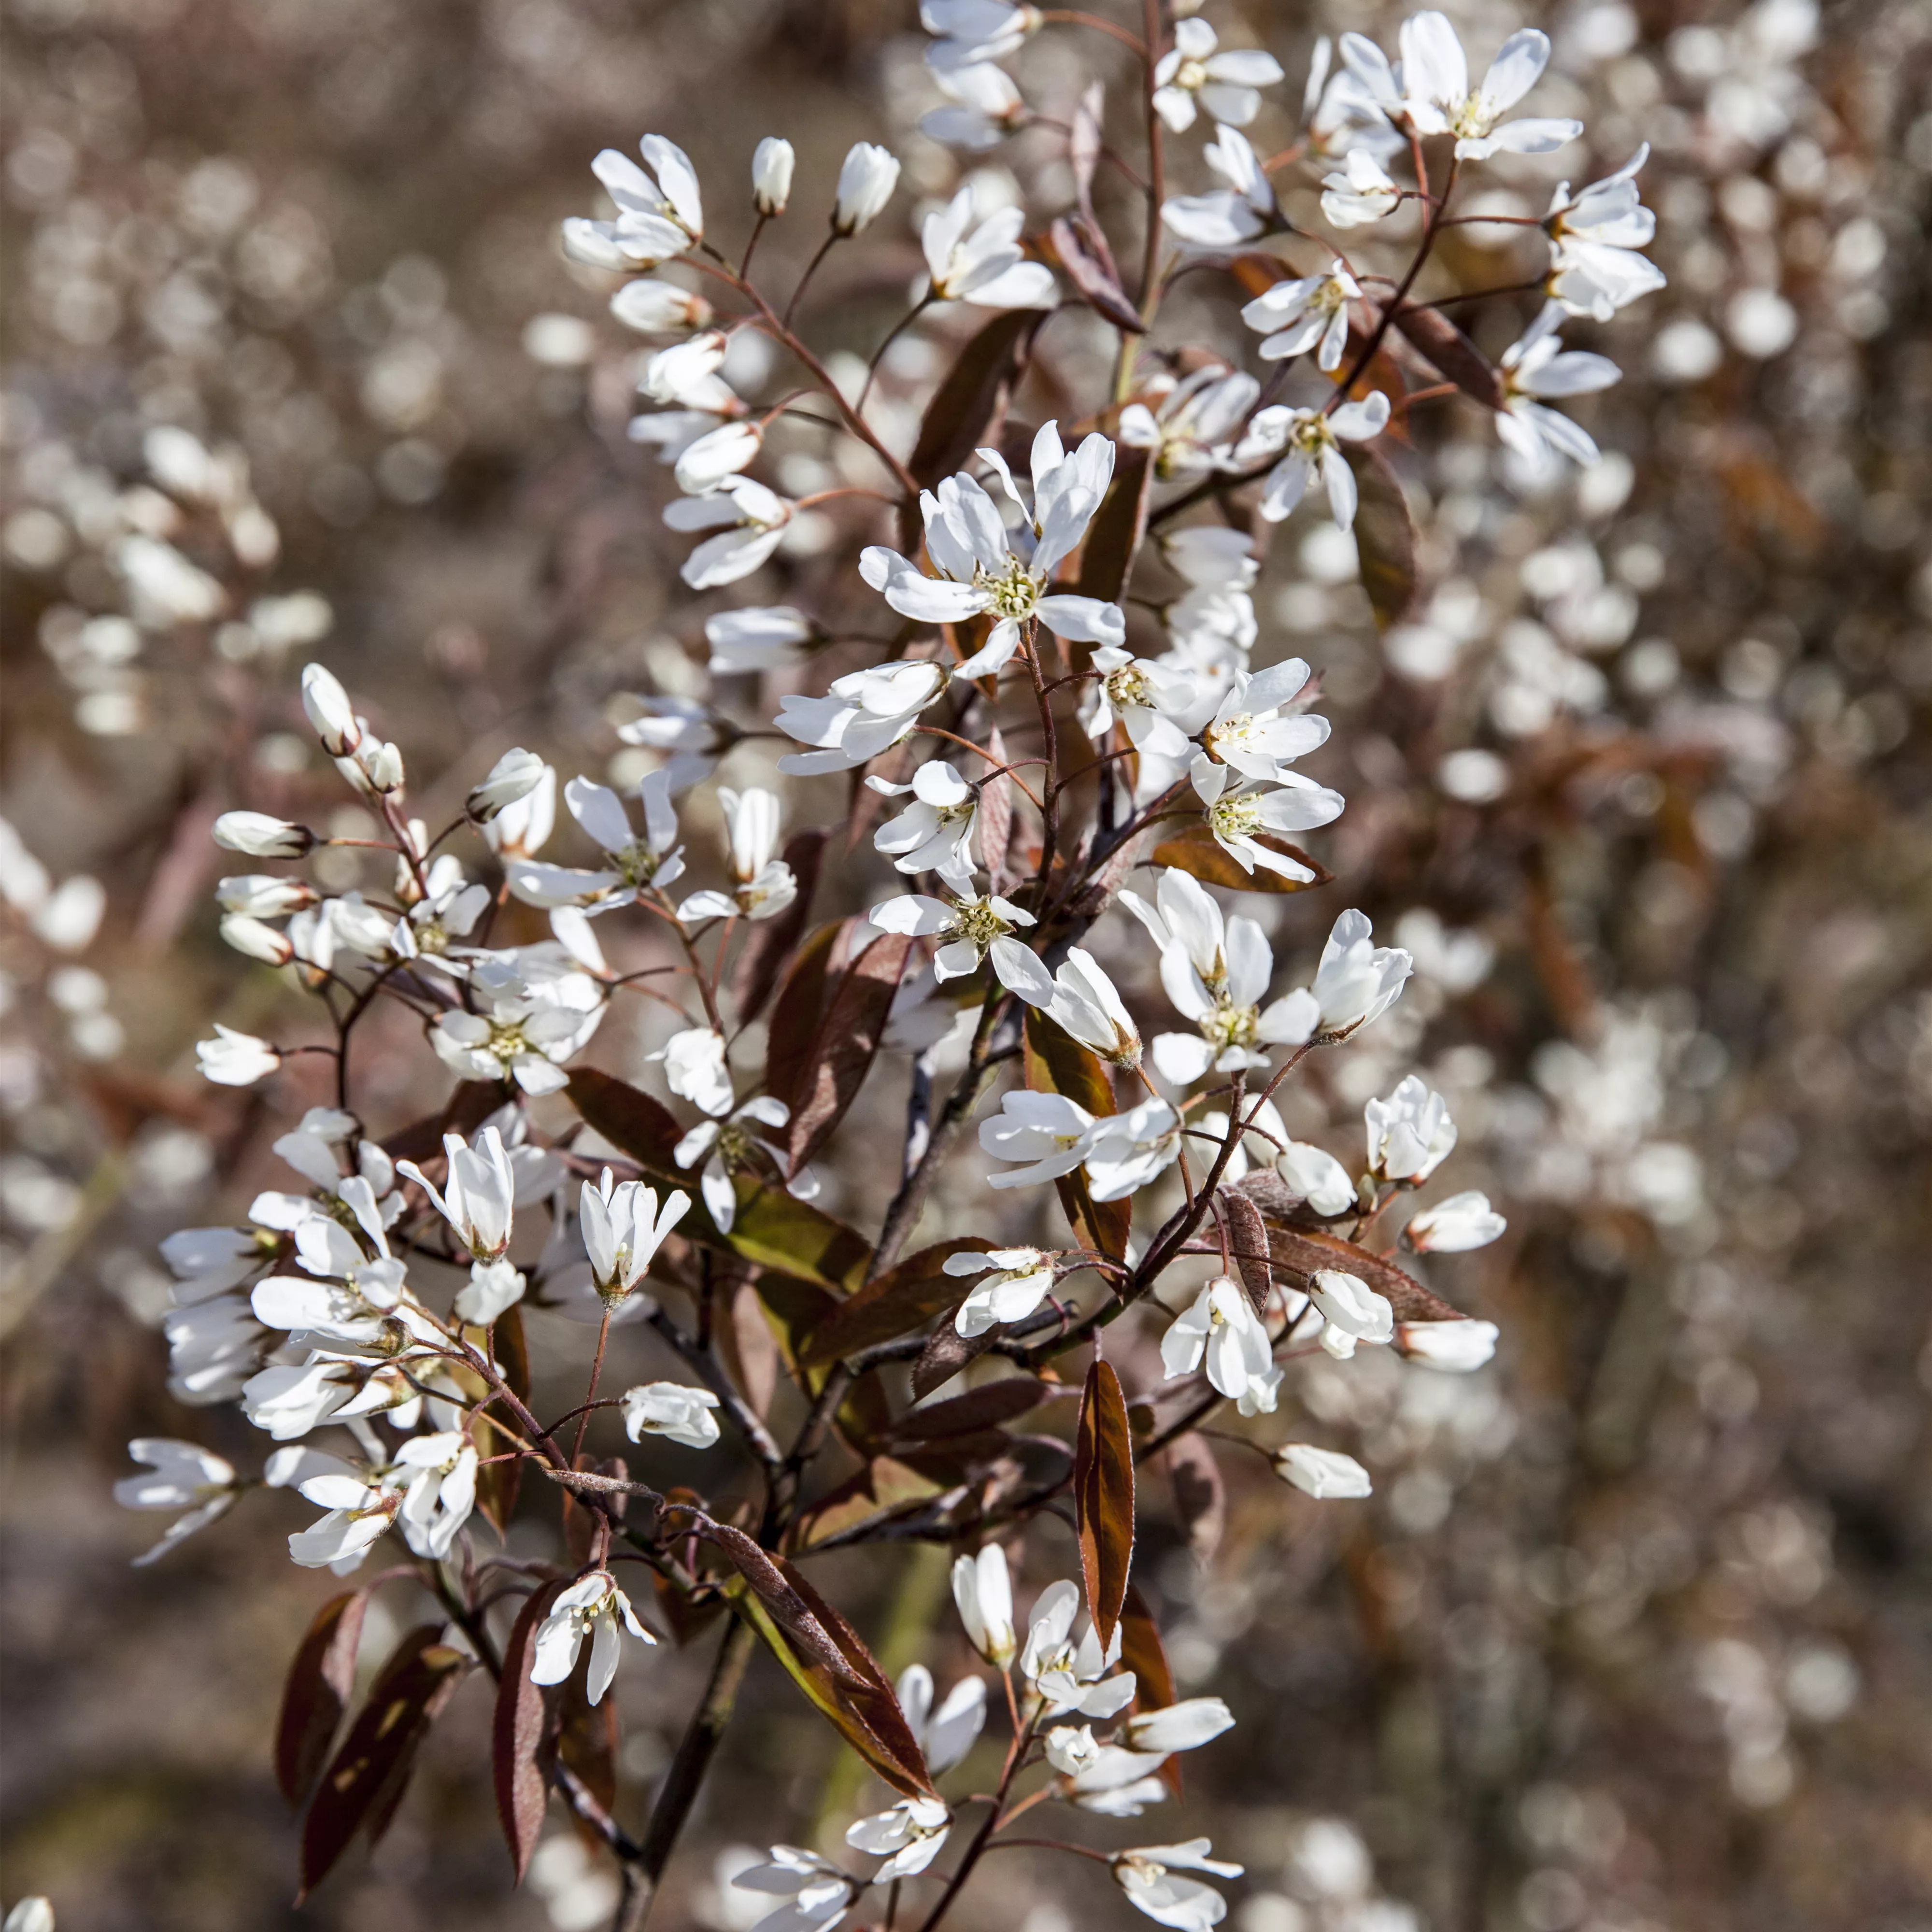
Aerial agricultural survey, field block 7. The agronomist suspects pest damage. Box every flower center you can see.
[980,555,1041,621]
[1201,710,1254,761]
[1208,794,1263,840]
[614,839,664,888]
[1450,96,1493,139]
[1291,417,1339,457]
[1202,1001,1260,1049]
[1176,57,1209,88]
[952,898,1009,948]
[1103,664,1152,709]
[487,1018,533,1061]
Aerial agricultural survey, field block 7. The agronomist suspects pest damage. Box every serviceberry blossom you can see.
[923,0,1039,69]
[1084,646,1196,761]
[952,1543,1018,1666]
[1303,34,1406,161]
[564,134,704,270]
[980,1089,1099,1189]
[1047,949,1142,1069]
[1085,1097,1184,1201]
[197,1024,280,1087]
[1321,148,1402,227]
[531,1571,654,1705]
[846,1796,952,1881]
[608,278,714,336]
[1498,304,1622,471]
[213,810,312,858]
[862,425,1124,679]
[1070,1746,1172,1818]
[1241,262,1362,372]
[428,958,603,1095]
[1309,1267,1396,1360]
[1274,1443,1373,1498]
[289,1430,478,1570]
[896,1664,988,1775]
[398,1127,516,1262]
[615,696,738,789]
[622,1381,722,1449]
[704,604,813,675]
[1190,656,1333,793]
[868,888,1053,1005]
[730,1847,856,1930]
[870,762,980,880]
[1162,1276,1281,1416]
[678,787,797,922]
[1193,765,1344,884]
[1021,1579,1137,1717]
[1398,1318,1501,1371]
[675,1094,799,1231]
[832,141,901,234]
[1308,907,1414,1037]
[1236,391,1392,529]
[1122,1697,1236,1755]
[115,1439,239,1565]
[581,1168,690,1298]
[921,187,1056,306]
[674,420,764,495]
[665,479,796,589]
[1405,1189,1506,1251]
[1152,18,1285,131]
[509,770,685,913]
[1546,145,1665,320]
[1365,1075,1458,1183]
[1277,1140,1358,1217]
[946,1244,1056,1335]
[1119,367,1259,483]
[1161,123,1278,247]
[775,657,951,776]
[655,1025,736,1117]
[922,59,1028,148]
[1111,1838,1244,1930]
[751,135,795,215]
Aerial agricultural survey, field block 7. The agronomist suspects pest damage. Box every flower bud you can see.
[300,662,361,757]
[752,136,796,215]
[833,142,901,235]
[1273,1443,1372,1499]
[609,279,713,335]
[220,913,296,966]
[642,329,729,405]
[196,1024,281,1087]
[467,748,549,822]
[217,875,318,917]
[1396,1318,1500,1372]
[674,420,763,495]
[213,811,313,858]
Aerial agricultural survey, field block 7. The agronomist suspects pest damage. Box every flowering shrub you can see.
[48,3,1686,1927]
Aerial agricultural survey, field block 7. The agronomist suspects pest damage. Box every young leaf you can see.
[1218,1189,1273,1316]
[907,307,1047,507]
[492,1580,565,1882]
[275,1589,367,1809]
[763,917,843,1118]
[471,1411,523,1539]
[731,827,830,1025]
[1048,215,1146,334]
[696,1522,867,1686]
[785,931,913,1171]
[911,1321,998,1399]
[1118,1583,1183,1795]
[1075,1357,1136,1651]
[792,1455,947,1551]
[1265,1225,1463,1322]
[1391,303,1505,409]
[300,1624,470,1897]
[1150,824,1335,895]
[1075,443,1154,603]
[888,1375,1053,1442]
[564,1069,684,1173]
[795,1236,994,1368]
[1341,443,1420,633]
[1165,1434,1226,1568]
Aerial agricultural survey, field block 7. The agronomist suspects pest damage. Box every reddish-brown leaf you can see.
[1069,81,1107,224]
[1341,443,1421,633]
[730,827,830,1025]
[1219,1190,1273,1315]
[275,1590,367,1809]
[786,932,913,1172]
[1075,1358,1136,1650]
[889,1376,1053,1442]
[492,1580,564,1881]
[696,1522,866,1684]
[472,1412,522,1538]
[564,1069,683,1174]
[796,1237,994,1367]
[911,1322,998,1399]
[1165,1434,1226,1568]
[792,1455,946,1551]
[1150,824,1335,895]
[1265,1225,1463,1322]
[494,1302,531,1403]
[1118,1584,1182,1795]
[1048,215,1146,334]
[764,918,843,1118]
[904,308,1046,538]
[383,1081,503,1166]
[1391,303,1505,409]
[299,1624,470,1897]
[1075,443,1154,603]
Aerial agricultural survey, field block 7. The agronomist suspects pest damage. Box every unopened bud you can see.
[300,662,361,757]
[752,136,796,216]
[467,748,549,822]
[833,142,900,236]
[213,811,313,859]
[220,913,296,966]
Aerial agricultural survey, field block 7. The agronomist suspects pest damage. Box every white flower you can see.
[674,1094,796,1231]
[1112,1839,1244,1929]
[656,1025,736,1117]
[1085,1097,1184,1201]
[947,1245,1055,1335]
[220,911,296,966]
[922,59,1026,148]
[1321,148,1402,227]
[1309,908,1413,1038]
[731,1846,855,1930]
[1359,12,1582,160]
[1119,367,1260,483]
[1161,1277,1279,1416]
[393,1431,480,1559]
[1406,1190,1505,1251]
[1365,1076,1457,1183]
[868,891,1052,1006]
[846,1796,951,1881]
[484,762,555,859]
[613,697,738,791]
[1305,35,1405,161]
[679,787,796,923]
[216,874,317,918]
[1498,303,1621,472]
[752,136,795,214]
[1276,1141,1357,1217]
[399,1127,516,1262]
[197,1024,280,1087]
[1274,1443,1373,1498]
[1161,123,1277,247]
[924,0,1040,70]
[1072,1749,1172,1818]
[665,478,795,589]
[1193,656,1332,792]
[300,661,360,756]
[861,425,1124,679]
[467,747,548,822]
[675,420,764,495]
[1084,645,1196,761]
[1193,765,1345,883]
[213,810,311,858]
[1021,1579,1137,1717]
[594,133,705,257]
[115,1438,238,1565]
[1308,1267,1395,1360]
[706,604,813,675]
[531,1570,654,1704]
[455,1258,526,1324]
[1045,1723,1101,1776]
[1047,949,1141,1069]
[833,142,900,234]
[287,1432,477,1570]
[1153,16,1285,130]
[507,769,686,915]
[952,1544,1017,1664]
[922,187,1055,307]
[1122,1697,1236,1754]
[609,278,714,335]
[980,1090,1098,1188]
[1240,262,1361,372]
[897,1664,988,1774]
[251,1221,409,1348]
[870,762,980,882]
[775,657,951,776]
[429,959,604,1094]
[1546,145,1664,321]
[2,1900,53,1932]
[623,1380,722,1449]
[1236,391,1391,529]
[582,1168,691,1297]
[1398,1317,1500,1370]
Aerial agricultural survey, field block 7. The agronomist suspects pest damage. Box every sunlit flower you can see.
[1273,1443,1373,1498]
[1398,1318,1500,1370]
[1161,1276,1279,1415]
[1308,1267,1395,1359]
[1240,262,1361,372]
[114,1438,239,1566]
[1546,144,1665,321]
[946,1245,1056,1335]
[1405,1189,1505,1251]
[1498,304,1621,472]
[623,1381,722,1448]
[1111,1837,1243,1928]
[1153,16,1285,130]
[846,1796,951,1881]
[531,1570,654,1704]
[1161,123,1277,247]
[922,187,1056,306]
[1236,392,1392,529]
[1365,1075,1457,1183]
[952,1543,1017,1664]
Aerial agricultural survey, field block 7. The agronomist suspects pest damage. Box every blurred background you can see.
[3,0,1932,1928]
